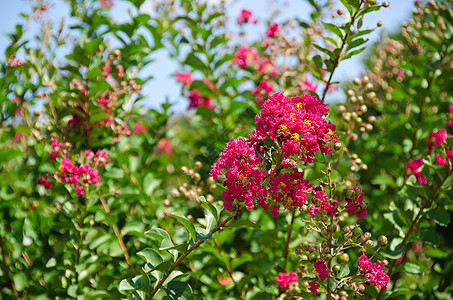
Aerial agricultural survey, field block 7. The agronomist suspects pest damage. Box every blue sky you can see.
[0,0,414,110]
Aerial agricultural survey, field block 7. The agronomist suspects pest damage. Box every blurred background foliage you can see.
[0,0,452,299]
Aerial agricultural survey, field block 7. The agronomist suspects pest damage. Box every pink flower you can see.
[427,129,447,154]
[188,90,215,109]
[75,185,85,196]
[252,81,274,105]
[257,59,278,77]
[250,92,337,163]
[237,9,257,24]
[133,122,147,134]
[233,47,259,69]
[158,138,174,156]
[175,71,193,85]
[357,255,389,290]
[275,272,298,288]
[309,281,320,293]
[265,23,279,37]
[100,0,114,7]
[210,137,268,211]
[345,186,368,218]
[436,154,447,165]
[314,260,329,279]
[217,274,231,286]
[406,157,427,184]
[301,78,318,92]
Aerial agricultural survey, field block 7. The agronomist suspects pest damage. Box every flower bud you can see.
[309,252,318,261]
[383,2,390,8]
[353,187,362,197]
[338,253,349,263]
[377,21,383,27]
[334,142,342,151]
[194,161,202,168]
[353,78,361,85]
[365,240,374,248]
[364,232,372,240]
[378,236,388,247]
[321,214,329,222]
[329,224,339,233]
[333,265,341,274]
[354,227,363,236]
[300,254,308,261]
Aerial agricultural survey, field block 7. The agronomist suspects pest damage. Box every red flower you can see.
[275,271,298,288]
[406,157,427,184]
[265,23,279,37]
[237,9,257,24]
[175,71,193,85]
[427,129,447,154]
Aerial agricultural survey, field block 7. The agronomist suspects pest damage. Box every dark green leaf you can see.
[164,281,193,300]
[172,212,197,242]
[427,206,450,226]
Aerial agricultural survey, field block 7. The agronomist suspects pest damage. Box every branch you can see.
[147,204,246,299]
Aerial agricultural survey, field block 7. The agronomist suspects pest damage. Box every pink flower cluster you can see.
[237,8,257,25]
[314,260,329,279]
[175,71,193,85]
[211,93,340,215]
[427,129,447,155]
[406,157,427,184]
[265,23,279,37]
[233,46,259,69]
[358,254,389,290]
[345,187,368,218]
[38,138,110,196]
[175,72,215,109]
[210,137,267,211]
[275,271,298,288]
[251,92,337,163]
[100,0,114,8]
[252,80,274,105]
[269,169,311,213]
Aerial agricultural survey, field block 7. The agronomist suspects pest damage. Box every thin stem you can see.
[147,204,246,299]
[100,197,132,266]
[283,210,296,272]
[321,2,363,102]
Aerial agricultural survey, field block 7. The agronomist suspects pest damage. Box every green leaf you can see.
[418,229,441,247]
[137,248,163,267]
[184,53,209,75]
[356,5,381,18]
[89,112,109,124]
[210,35,227,50]
[13,272,27,292]
[346,38,368,52]
[90,80,111,98]
[341,46,366,61]
[321,21,344,39]
[164,281,193,300]
[404,262,421,274]
[314,43,334,57]
[427,206,450,226]
[146,228,175,249]
[84,38,103,56]
[340,0,353,14]
[119,275,150,292]
[338,263,350,278]
[0,148,22,163]
[189,80,215,98]
[200,196,218,221]
[172,212,197,242]
[153,260,173,274]
[348,29,374,42]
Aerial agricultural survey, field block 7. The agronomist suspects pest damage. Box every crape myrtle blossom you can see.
[427,128,447,155]
[39,138,110,195]
[252,80,274,105]
[175,71,193,85]
[233,46,259,69]
[275,271,298,288]
[237,8,257,24]
[406,157,427,184]
[250,92,338,163]
[211,92,340,213]
[265,23,279,37]
[358,253,390,290]
[210,137,268,211]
